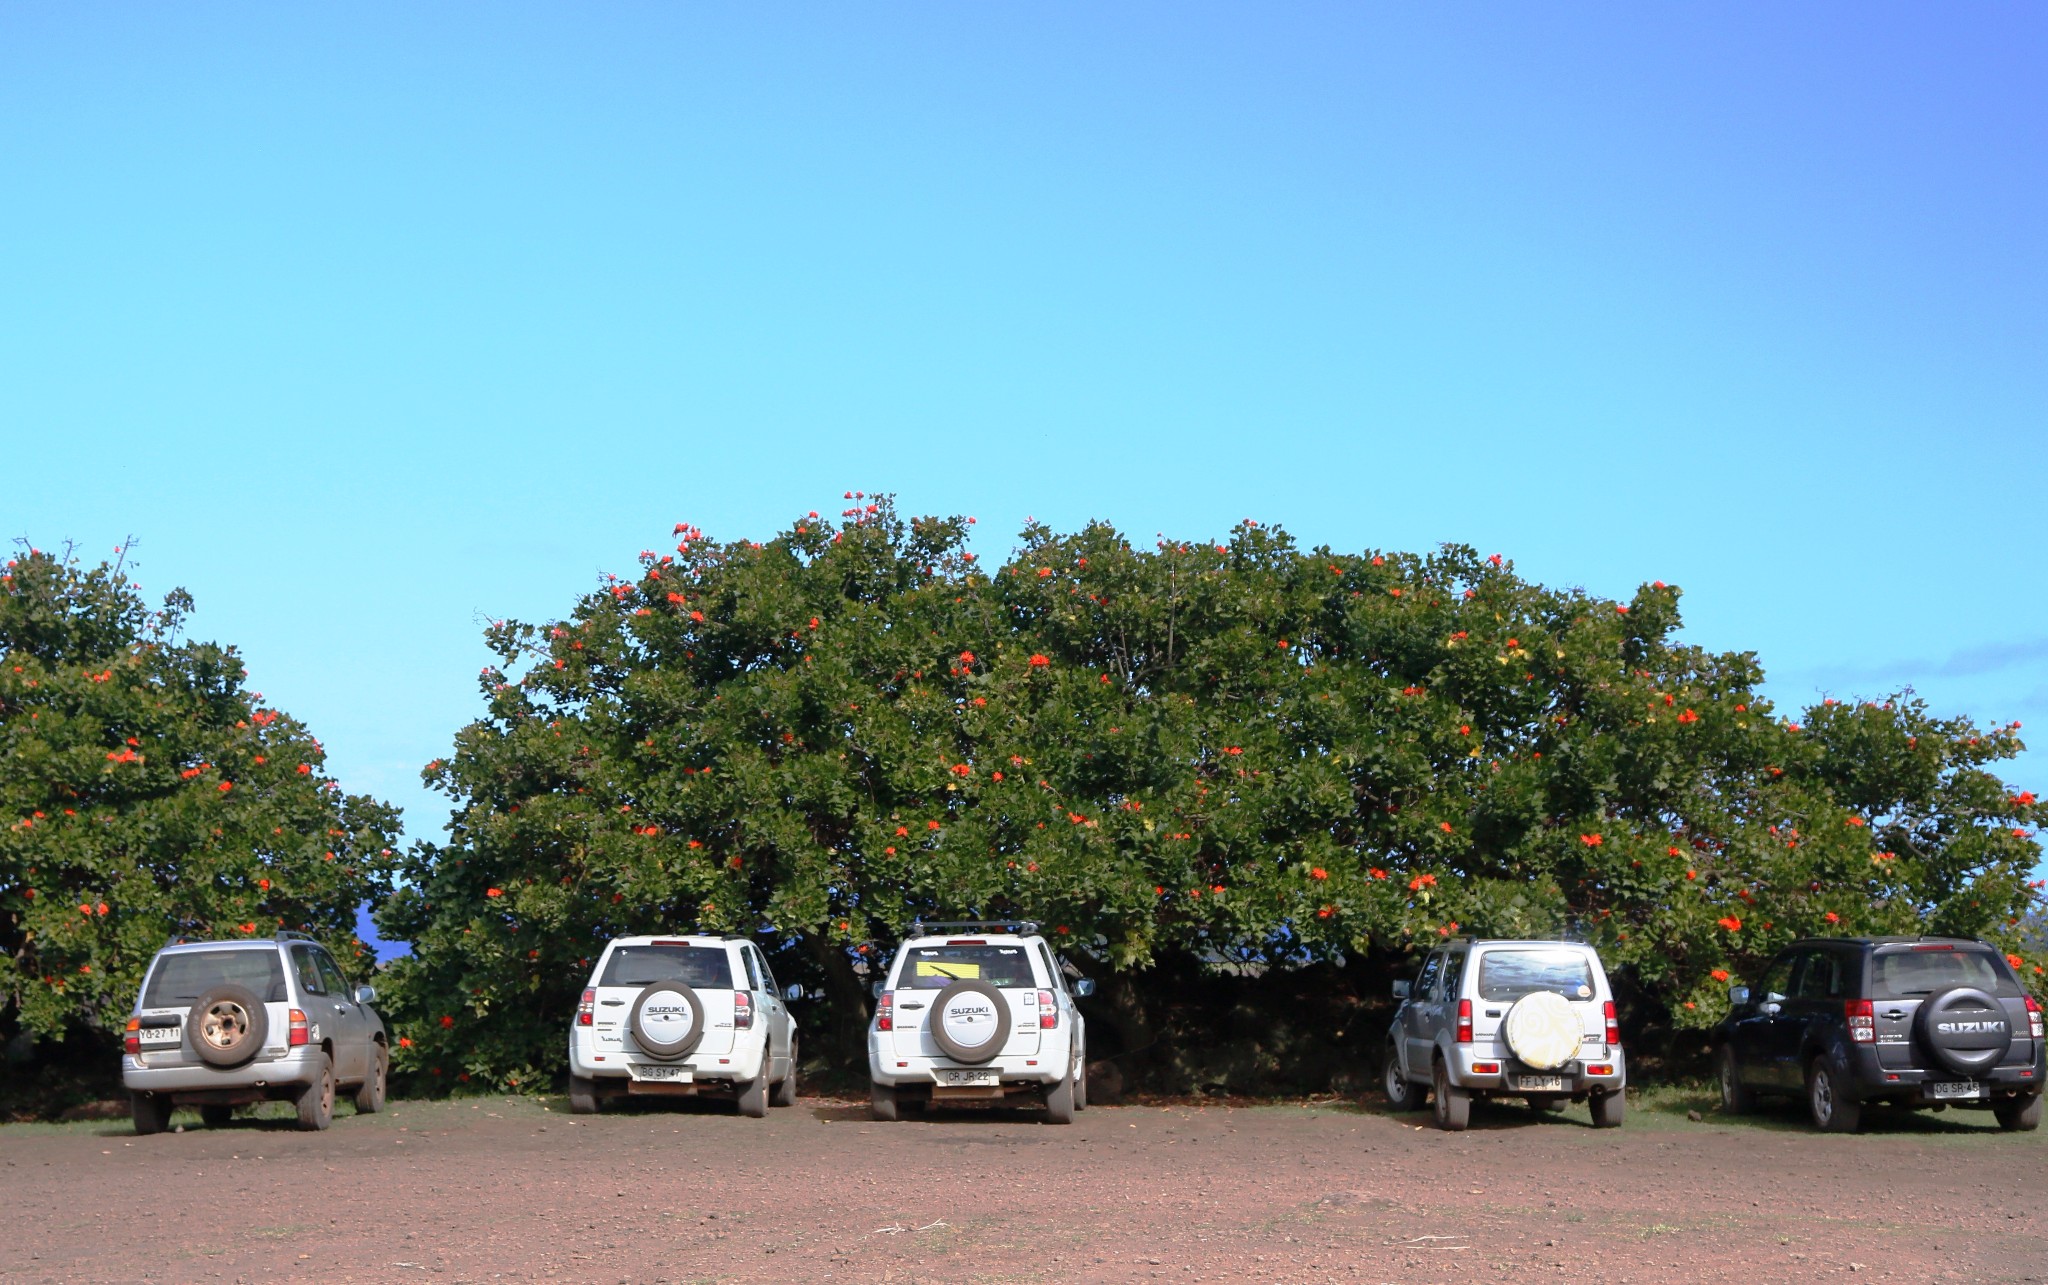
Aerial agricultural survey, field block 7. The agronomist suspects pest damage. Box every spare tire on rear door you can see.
[629,982,706,1059]
[1915,986,2013,1078]
[1502,991,1581,1071]
[189,984,269,1068]
[929,979,1008,1065]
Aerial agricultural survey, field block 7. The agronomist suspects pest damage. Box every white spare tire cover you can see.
[930,979,1008,1064]
[1503,991,1581,1071]
[629,982,706,1059]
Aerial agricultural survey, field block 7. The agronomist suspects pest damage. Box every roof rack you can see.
[274,930,315,942]
[908,918,1040,938]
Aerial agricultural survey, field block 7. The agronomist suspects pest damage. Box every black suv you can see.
[1712,936,2044,1132]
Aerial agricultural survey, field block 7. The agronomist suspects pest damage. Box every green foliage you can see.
[0,546,401,1049]
[378,501,2045,1090]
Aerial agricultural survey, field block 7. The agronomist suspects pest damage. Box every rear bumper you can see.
[1842,1043,2045,1104]
[122,1045,327,1096]
[568,1029,765,1084]
[868,1032,1074,1087]
[1445,1045,1626,1094]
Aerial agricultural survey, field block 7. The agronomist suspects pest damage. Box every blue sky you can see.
[3,7,2043,950]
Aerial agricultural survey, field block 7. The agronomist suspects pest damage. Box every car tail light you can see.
[1845,998,1875,1043]
[576,988,595,1027]
[1585,1063,1614,1075]
[288,1008,309,1047]
[1603,1000,1620,1047]
[2027,996,2044,1040]
[1471,1062,1500,1074]
[1456,998,1473,1044]
[1038,990,1057,1029]
[876,991,894,1032]
[733,991,754,1030]
[124,1017,141,1056]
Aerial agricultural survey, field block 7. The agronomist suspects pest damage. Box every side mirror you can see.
[872,980,886,999]
[1072,978,1096,998]
[354,984,377,1005]
[783,983,805,1003]
[1728,985,1749,1007]
[1392,980,1411,1000]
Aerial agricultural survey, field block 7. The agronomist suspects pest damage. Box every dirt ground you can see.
[2,1089,2044,1284]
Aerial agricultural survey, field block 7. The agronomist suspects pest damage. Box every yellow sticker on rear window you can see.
[916,961,981,979]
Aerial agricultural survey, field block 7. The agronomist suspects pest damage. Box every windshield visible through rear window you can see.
[143,949,286,1007]
[894,945,1037,989]
[1873,950,2016,999]
[599,945,734,989]
[1476,949,1596,1002]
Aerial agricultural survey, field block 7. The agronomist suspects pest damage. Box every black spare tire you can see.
[629,982,706,1059]
[188,984,269,1068]
[928,979,1008,1065]
[1916,986,2013,1077]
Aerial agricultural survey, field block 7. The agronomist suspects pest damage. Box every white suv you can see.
[866,921,1095,1124]
[567,934,799,1117]
[1382,937,1627,1130]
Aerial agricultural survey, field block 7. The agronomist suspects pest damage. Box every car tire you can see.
[1718,1044,1754,1115]
[188,983,270,1069]
[1384,1048,1425,1112]
[927,979,1009,1065]
[1806,1058,1860,1133]
[1074,1046,1087,1111]
[132,1093,173,1136]
[628,982,707,1059]
[354,1043,388,1114]
[569,1075,600,1115]
[295,1055,335,1132]
[869,1081,900,1122]
[771,1039,798,1108]
[1995,1094,2042,1132]
[1589,1089,1625,1129]
[1045,1067,1077,1125]
[199,1104,234,1128]
[737,1065,769,1119]
[1431,1058,1470,1132]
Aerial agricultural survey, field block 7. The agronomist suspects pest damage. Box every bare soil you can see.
[2,1090,2043,1283]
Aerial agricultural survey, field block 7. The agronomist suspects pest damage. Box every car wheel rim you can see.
[1813,1071,1832,1124]
[203,1002,248,1050]
[1387,1061,1403,1102]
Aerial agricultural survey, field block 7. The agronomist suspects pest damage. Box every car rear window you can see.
[894,944,1038,989]
[143,949,287,1007]
[1475,949,1597,1001]
[599,945,734,989]
[1872,949,2019,999]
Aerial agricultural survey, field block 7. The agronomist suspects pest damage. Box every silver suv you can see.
[1382,937,1626,1130]
[123,931,388,1134]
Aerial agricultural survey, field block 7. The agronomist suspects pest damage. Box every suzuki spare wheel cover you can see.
[1915,985,2013,1077]
[1503,990,1582,1071]
[930,979,1008,1065]
[629,982,706,1059]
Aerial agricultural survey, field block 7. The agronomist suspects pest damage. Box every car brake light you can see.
[1471,1062,1500,1074]
[1039,990,1057,1029]
[1456,998,1473,1044]
[124,1017,141,1056]
[2027,996,2044,1040]
[1845,998,1875,1043]
[947,939,986,945]
[576,988,595,1027]
[876,991,894,1032]
[734,991,754,1030]
[1603,1000,1620,1047]
[1911,943,1957,951]
[288,1008,309,1047]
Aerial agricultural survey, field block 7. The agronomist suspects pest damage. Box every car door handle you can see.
[1883,1010,1906,1020]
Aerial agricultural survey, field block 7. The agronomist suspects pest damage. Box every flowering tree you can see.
[379,501,2044,1091]
[0,547,400,1082]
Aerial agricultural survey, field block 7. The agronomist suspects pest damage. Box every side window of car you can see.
[737,946,761,991]
[1035,942,1064,992]
[292,945,326,997]
[317,952,351,999]
[751,947,778,994]
[1756,955,1795,1004]
[1794,951,1842,1000]
[1440,951,1468,1001]
[1415,952,1444,1002]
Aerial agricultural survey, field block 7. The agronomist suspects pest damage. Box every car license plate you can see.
[1928,1081,1981,1100]
[140,1027,182,1046]
[936,1069,999,1087]
[1515,1075,1566,1093]
[629,1064,691,1083]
